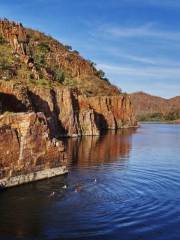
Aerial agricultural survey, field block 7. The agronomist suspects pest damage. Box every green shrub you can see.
[54,69,65,83]
[88,60,96,67]
[164,110,180,121]
[64,77,77,86]
[33,41,50,68]
[0,35,6,44]
[97,69,105,79]
[64,45,72,51]
[34,55,46,70]
[0,60,11,70]
[137,112,164,121]
[29,78,51,88]
[37,42,50,52]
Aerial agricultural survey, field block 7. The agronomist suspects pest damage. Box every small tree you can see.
[88,60,96,67]
[64,45,72,51]
[54,69,65,83]
[97,69,105,79]
[0,35,6,44]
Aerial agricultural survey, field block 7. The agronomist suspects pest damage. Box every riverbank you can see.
[0,166,68,189]
[139,119,180,124]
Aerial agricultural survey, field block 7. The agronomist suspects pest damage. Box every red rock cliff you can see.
[0,112,67,188]
[0,19,137,187]
[0,81,136,136]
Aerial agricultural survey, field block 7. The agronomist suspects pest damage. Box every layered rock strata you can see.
[0,112,67,188]
[0,19,137,188]
[0,82,136,137]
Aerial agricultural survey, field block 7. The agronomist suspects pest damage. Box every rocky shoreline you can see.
[0,166,68,189]
[0,112,67,189]
[0,19,137,188]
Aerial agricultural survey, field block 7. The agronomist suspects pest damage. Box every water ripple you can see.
[0,124,180,240]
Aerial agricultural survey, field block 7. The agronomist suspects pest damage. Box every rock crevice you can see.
[0,19,137,188]
[0,112,67,188]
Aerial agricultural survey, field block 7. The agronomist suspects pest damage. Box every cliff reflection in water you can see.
[64,128,137,167]
[0,128,137,239]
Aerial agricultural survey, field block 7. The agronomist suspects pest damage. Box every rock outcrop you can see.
[79,94,136,130]
[0,19,137,188]
[0,19,120,95]
[0,81,136,136]
[0,112,67,188]
[0,19,28,56]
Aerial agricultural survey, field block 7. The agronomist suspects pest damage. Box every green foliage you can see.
[88,60,96,67]
[34,56,45,70]
[64,45,72,51]
[0,59,11,70]
[33,41,50,69]
[102,77,110,83]
[138,110,180,122]
[0,44,14,65]
[47,65,65,83]
[27,31,40,42]
[164,110,180,121]
[53,69,65,83]
[0,43,16,80]
[33,41,66,84]
[63,77,77,86]
[97,69,110,82]
[38,78,50,86]
[29,78,51,88]
[37,42,50,52]
[97,69,105,78]
[0,35,6,44]
[137,112,163,121]
[17,64,32,81]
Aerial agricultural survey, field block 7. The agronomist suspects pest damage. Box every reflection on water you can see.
[65,128,137,167]
[0,124,180,240]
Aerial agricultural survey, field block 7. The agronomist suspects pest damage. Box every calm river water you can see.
[0,124,180,240]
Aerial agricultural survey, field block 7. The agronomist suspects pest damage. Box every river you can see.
[0,124,180,240]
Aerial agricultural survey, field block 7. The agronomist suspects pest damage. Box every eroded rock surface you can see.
[0,19,137,188]
[0,82,137,136]
[0,112,67,188]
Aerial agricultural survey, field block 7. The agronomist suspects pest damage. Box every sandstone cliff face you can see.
[0,19,137,187]
[0,19,28,56]
[31,89,136,135]
[0,112,67,188]
[0,81,32,113]
[79,94,136,129]
[0,19,137,136]
[0,81,136,137]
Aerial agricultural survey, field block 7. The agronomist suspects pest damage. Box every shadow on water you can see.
[0,129,137,240]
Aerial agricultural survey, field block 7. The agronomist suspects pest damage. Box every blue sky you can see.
[0,0,180,98]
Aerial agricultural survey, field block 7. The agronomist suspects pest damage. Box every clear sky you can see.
[0,0,180,98]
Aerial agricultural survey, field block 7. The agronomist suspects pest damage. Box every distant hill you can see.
[130,92,180,121]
